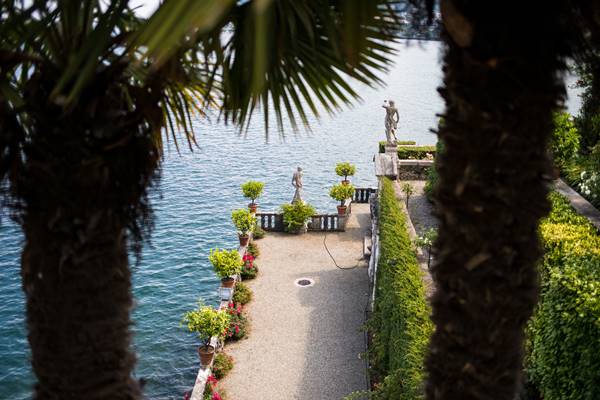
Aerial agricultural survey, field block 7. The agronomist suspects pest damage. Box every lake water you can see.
[0,40,582,399]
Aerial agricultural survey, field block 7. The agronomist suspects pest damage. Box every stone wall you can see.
[397,160,433,180]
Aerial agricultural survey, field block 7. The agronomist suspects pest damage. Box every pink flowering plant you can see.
[224,302,248,341]
[202,375,223,400]
[241,253,258,280]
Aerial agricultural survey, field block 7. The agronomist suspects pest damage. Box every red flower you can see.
[212,392,222,400]
[207,375,218,386]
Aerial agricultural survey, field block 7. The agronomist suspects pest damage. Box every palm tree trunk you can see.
[426,2,567,399]
[22,213,140,399]
[14,113,158,397]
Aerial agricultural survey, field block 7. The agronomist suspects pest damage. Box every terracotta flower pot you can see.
[248,203,258,213]
[221,277,235,288]
[337,205,347,216]
[341,179,350,185]
[198,345,215,367]
[238,234,250,246]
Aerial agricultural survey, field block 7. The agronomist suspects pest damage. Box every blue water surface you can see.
[0,40,582,399]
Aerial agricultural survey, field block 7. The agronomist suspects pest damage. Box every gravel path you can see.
[221,204,371,400]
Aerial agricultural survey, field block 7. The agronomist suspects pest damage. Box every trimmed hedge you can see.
[424,141,444,200]
[526,192,600,400]
[378,140,417,153]
[369,178,433,399]
[397,145,436,160]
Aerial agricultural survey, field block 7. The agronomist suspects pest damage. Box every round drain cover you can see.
[294,278,315,287]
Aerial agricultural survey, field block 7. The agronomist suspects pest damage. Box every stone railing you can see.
[354,187,377,203]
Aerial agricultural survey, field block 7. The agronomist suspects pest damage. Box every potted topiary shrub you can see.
[280,202,316,233]
[209,248,243,288]
[335,162,356,185]
[241,181,265,213]
[231,208,256,246]
[330,183,355,216]
[181,304,230,368]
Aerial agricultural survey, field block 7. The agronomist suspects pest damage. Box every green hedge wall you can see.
[397,145,436,160]
[526,192,600,400]
[378,140,417,153]
[369,178,433,400]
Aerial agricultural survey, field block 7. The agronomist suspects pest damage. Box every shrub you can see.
[397,145,436,160]
[182,305,231,348]
[525,192,600,400]
[329,183,355,205]
[253,224,266,239]
[378,140,417,152]
[280,202,316,232]
[414,227,438,268]
[550,112,580,168]
[209,249,243,279]
[241,254,258,280]
[212,353,234,379]
[231,209,256,235]
[368,178,433,400]
[241,181,264,204]
[424,141,444,201]
[562,143,600,209]
[247,242,260,258]
[224,302,249,341]
[401,182,414,207]
[335,162,357,180]
[233,282,253,305]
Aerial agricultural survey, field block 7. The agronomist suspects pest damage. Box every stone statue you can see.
[291,166,304,204]
[383,100,399,144]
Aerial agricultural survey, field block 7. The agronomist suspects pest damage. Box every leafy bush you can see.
[368,178,433,400]
[241,181,264,204]
[335,162,357,180]
[253,224,266,239]
[424,141,444,201]
[209,249,243,279]
[562,143,600,208]
[212,353,234,379]
[231,208,256,235]
[247,242,260,258]
[224,302,248,341]
[550,112,580,168]
[378,140,417,152]
[232,282,253,305]
[280,202,316,232]
[525,192,600,400]
[397,145,436,160]
[401,182,414,207]
[329,183,355,204]
[241,254,258,280]
[182,304,231,347]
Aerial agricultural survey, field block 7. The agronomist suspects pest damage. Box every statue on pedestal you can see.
[383,100,399,144]
[291,166,304,203]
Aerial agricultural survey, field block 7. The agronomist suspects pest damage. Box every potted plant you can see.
[335,162,356,185]
[330,183,355,216]
[280,201,316,233]
[181,304,230,367]
[231,209,256,246]
[209,248,243,288]
[241,181,265,213]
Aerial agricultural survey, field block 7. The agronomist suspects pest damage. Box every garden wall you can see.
[525,192,600,400]
[368,178,432,399]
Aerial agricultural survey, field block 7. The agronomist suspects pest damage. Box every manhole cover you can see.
[294,278,315,287]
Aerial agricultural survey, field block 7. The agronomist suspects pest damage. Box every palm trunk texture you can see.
[426,1,568,399]
[11,77,160,398]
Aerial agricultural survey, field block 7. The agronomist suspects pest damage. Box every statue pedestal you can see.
[384,143,398,156]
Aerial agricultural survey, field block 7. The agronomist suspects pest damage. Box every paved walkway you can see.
[222,204,371,400]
